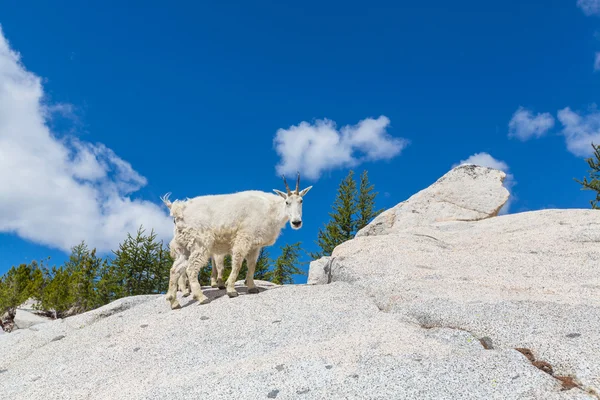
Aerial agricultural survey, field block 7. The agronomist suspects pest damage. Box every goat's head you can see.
[273,172,313,230]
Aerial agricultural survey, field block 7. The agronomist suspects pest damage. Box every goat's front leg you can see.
[210,254,226,289]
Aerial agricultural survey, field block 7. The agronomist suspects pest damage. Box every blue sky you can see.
[1,0,600,280]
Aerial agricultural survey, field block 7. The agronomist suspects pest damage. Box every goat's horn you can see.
[282,175,291,195]
[295,171,300,193]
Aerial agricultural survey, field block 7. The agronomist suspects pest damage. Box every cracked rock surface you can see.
[2,165,599,399]
[0,283,593,399]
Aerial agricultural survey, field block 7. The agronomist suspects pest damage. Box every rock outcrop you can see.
[1,165,599,399]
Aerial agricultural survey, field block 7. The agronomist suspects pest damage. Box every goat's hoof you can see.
[248,287,259,294]
[182,291,191,297]
[227,291,239,298]
[170,302,182,310]
[218,284,226,290]
[197,297,211,305]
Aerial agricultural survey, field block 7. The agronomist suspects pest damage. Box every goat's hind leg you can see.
[210,254,226,289]
[245,248,260,294]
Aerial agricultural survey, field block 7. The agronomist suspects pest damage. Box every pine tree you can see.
[312,170,357,258]
[111,225,174,296]
[95,259,122,307]
[267,242,303,284]
[575,142,600,209]
[356,170,384,231]
[253,248,271,281]
[67,242,103,314]
[311,169,382,258]
[41,265,73,318]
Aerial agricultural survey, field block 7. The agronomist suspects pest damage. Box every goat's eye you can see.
[299,199,303,203]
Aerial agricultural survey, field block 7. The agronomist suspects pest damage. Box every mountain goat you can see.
[163,173,312,309]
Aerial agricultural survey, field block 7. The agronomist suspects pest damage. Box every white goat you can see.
[163,173,312,309]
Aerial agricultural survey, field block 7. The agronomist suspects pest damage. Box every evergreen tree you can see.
[66,242,102,314]
[0,263,34,318]
[253,248,271,281]
[111,225,173,296]
[38,242,102,317]
[356,170,384,231]
[41,265,73,318]
[311,169,382,258]
[95,259,122,307]
[575,142,600,209]
[267,242,303,284]
[312,170,357,258]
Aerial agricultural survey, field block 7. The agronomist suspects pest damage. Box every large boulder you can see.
[357,164,509,237]
[1,165,598,399]
[308,165,600,396]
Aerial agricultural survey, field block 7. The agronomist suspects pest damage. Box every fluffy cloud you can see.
[453,152,516,215]
[0,26,172,253]
[557,106,600,157]
[577,0,600,16]
[508,107,555,141]
[273,116,409,180]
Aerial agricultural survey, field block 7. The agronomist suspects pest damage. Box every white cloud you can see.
[273,115,409,180]
[508,106,555,141]
[577,0,600,16]
[0,26,172,253]
[557,105,600,157]
[453,152,516,215]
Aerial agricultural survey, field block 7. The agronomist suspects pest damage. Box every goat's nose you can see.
[292,220,302,227]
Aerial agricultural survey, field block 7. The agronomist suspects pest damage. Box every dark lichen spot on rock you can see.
[297,388,310,395]
[511,374,520,380]
[51,335,65,342]
[267,389,279,398]
[272,320,281,324]
[479,336,493,349]
[140,324,148,328]
[133,347,140,352]
[325,365,333,369]
[555,376,579,391]
[566,333,581,338]
[350,374,359,379]
[108,343,116,348]
[0,369,7,374]
[532,360,553,375]
[200,316,209,321]
[275,364,285,372]
[514,347,535,362]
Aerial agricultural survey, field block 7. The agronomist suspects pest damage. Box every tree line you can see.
[0,169,382,331]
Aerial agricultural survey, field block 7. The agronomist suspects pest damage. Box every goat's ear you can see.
[273,189,287,199]
[299,186,313,196]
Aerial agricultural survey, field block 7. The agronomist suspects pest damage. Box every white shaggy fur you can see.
[164,204,227,293]
[161,175,312,309]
